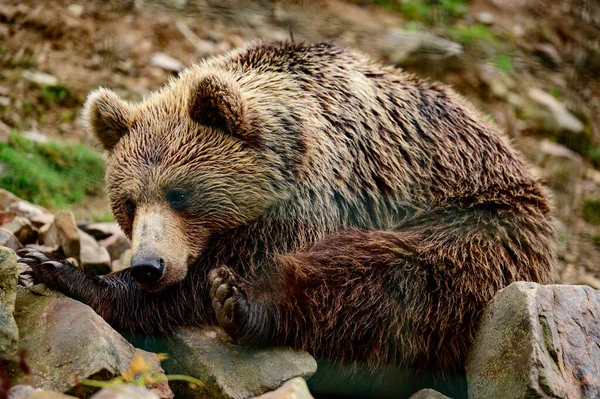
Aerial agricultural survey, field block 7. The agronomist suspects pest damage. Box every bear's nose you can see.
[130,256,165,285]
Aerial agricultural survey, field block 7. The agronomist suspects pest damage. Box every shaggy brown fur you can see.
[21,41,555,384]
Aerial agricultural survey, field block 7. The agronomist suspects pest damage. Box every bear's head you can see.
[82,70,290,292]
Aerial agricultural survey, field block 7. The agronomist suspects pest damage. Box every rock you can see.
[467,282,600,399]
[534,140,583,224]
[40,211,80,261]
[254,378,313,399]
[90,386,159,399]
[67,3,84,18]
[476,11,494,25]
[30,213,54,228]
[576,273,600,290]
[0,96,10,107]
[408,389,451,399]
[80,222,122,241]
[8,385,78,398]
[195,40,218,58]
[526,88,584,133]
[1,216,37,245]
[21,70,59,86]
[534,43,562,69]
[0,229,22,252]
[21,130,49,143]
[16,261,34,287]
[377,29,462,69]
[150,52,184,72]
[0,120,10,143]
[79,230,111,275]
[7,289,173,398]
[0,211,15,225]
[0,247,19,358]
[8,200,49,219]
[163,326,317,399]
[113,248,132,272]
[100,233,131,262]
[0,189,20,210]
[479,64,515,99]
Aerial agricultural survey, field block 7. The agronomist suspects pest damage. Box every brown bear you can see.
[19,41,555,395]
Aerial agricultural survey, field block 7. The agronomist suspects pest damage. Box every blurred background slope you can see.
[0,0,598,283]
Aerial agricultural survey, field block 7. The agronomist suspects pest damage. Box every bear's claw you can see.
[209,266,249,342]
[16,248,67,288]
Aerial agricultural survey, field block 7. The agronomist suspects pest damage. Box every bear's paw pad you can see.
[209,266,249,341]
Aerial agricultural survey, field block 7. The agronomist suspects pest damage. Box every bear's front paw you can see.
[16,248,70,289]
[209,266,251,342]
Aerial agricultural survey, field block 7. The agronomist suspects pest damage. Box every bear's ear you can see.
[188,74,255,140]
[82,88,133,152]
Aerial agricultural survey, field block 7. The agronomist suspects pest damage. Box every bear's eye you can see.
[125,199,136,215]
[166,189,189,209]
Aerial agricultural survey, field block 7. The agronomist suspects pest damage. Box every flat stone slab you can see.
[7,288,173,398]
[467,282,600,399]
[0,246,19,358]
[164,326,317,399]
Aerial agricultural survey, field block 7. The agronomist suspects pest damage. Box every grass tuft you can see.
[0,132,105,208]
[583,200,600,225]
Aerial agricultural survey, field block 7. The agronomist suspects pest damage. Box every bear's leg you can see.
[17,248,202,335]
[210,221,552,370]
[210,229,431,367]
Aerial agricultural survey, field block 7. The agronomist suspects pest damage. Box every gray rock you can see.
[467,282,600,399]
[526,88,584,133]
[377,29,462,69]
[40,211,80,261]
[21,70,59,86]
[0,228,22,252]
[479,64,515,99]
[80,230,112,275]
[22,130,49,144]
[0,247,19,358]
[113,248,132,272]
[66,3,84,18]
[163,326,317,399]
[476,11,494,25]
[8,385,77,398]
[534,140,583,224]
[150,52,184,72]
[30,213,54,228]
[90,386,159,399]
[80,222,122,241]
[534,43,562,69]
[408,389,450,399]
[8,200,50,219]
[2,216,37,245]
[0,189,20,210]
[0,121,10,143]
[254,378,313,399]
[100,233,131,262]
[16,261,34,287]
[7,289,173,398]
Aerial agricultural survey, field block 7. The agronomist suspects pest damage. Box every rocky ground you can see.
[0,190,599,398]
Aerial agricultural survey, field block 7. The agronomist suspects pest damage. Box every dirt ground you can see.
[0,0,599,283]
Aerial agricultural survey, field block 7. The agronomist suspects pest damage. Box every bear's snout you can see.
[130,256,165,285]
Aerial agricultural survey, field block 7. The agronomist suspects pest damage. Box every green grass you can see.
[492,54,514,74]
[449,23,496,45]
[367,0,468,24]
[0,132,105,208]
[92,212,114,223]
[583,200,600,225]
[41,85,71,105]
